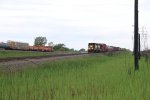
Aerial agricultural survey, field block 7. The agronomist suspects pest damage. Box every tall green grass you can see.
[0,52,150,100]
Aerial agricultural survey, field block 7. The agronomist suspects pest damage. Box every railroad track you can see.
[0,53,89,62]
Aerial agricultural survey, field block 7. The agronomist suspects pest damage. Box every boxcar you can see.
[7,40,29,50]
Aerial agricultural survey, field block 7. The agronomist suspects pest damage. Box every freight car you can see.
[29,46,53,52]
[7,40,29,50]
[0,42,8,49]
[88,43,121,53]
[0,41,53,52]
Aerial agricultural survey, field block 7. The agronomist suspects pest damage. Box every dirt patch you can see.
[0,54,88,72]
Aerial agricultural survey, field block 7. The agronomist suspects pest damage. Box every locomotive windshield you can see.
[88,43,95,51]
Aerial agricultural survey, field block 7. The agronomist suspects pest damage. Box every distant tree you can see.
[48,42,54,47]
[53,43,65,51]
[34,36,47,46]
[70,48,75,51]
[60,47,70,51]
[79,48,86,52]
[53,43,75,51]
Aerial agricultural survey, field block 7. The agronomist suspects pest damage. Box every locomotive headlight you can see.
[90,45,93,48]
[88,47,93,50]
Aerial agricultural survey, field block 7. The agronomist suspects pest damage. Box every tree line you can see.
[34,36,85,52]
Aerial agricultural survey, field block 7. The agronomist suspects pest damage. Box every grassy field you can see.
[0,50,77,58]
[0,52,150,100]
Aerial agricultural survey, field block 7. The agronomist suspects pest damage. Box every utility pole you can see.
[134,0,139,70]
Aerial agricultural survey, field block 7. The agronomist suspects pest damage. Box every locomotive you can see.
[88,43,121,53]
[0,40,53,52]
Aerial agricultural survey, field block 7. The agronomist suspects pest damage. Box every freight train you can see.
[88,43,121,53]
[0,40,53,52]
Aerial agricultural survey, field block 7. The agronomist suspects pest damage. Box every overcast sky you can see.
[0,0,149,50]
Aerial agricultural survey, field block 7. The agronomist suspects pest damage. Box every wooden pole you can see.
[134,0,139,70]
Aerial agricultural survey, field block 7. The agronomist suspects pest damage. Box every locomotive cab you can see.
[88,43,95,53]
[88,43,100,53]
